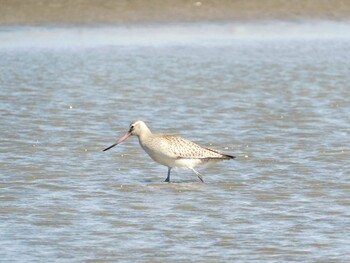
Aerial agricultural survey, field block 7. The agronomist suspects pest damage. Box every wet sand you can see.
[1,0,350,25]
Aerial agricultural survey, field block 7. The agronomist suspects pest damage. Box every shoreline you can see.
[1,0,350,26]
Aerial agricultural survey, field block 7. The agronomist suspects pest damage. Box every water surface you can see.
[1,21,350,262]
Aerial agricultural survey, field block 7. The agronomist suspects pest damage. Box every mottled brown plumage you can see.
[161,135,233,160]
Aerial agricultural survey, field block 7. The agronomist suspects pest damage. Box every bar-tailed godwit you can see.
[103,121,235,182]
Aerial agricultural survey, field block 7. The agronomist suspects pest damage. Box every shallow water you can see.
[1,22,350,262]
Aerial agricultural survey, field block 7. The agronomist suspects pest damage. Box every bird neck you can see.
[138,127,152,142]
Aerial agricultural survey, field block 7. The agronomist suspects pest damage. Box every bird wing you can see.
[161,134,230,159]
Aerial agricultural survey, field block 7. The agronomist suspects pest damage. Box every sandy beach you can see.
[1,0,350,25]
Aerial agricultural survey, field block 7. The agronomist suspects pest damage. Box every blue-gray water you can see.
[1,21,350,262]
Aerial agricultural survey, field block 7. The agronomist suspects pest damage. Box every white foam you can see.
[0,20,349,49]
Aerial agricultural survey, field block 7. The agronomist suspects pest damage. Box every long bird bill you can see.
[103,132,131,151]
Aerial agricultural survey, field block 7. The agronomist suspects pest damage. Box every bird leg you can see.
[165,167,171,183]
[190,168,205,183]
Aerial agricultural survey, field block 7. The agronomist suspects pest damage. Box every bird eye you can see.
[130,125,134,130]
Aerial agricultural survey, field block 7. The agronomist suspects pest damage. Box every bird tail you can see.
[205,147,235,160]
[222,154,235,159]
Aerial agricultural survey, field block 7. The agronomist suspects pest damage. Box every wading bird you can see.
[103,121,235,182]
